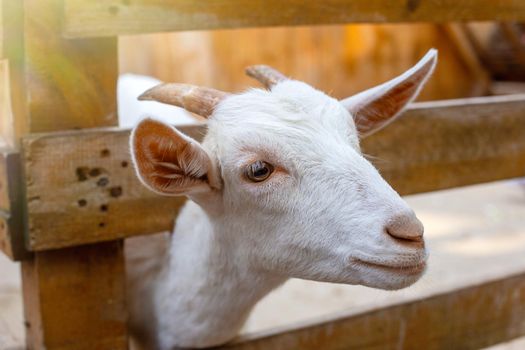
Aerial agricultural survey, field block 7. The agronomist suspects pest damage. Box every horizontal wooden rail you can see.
[226,270,525,349]
[362,94,525,195]
[19,94,525,251]
[22,125,205,252]
[63,0,525,38]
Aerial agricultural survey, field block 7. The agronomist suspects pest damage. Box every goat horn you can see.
[138,83,230,118]
[245,65,288,89]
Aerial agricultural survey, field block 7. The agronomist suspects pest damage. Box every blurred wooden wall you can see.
[119,24,485,101]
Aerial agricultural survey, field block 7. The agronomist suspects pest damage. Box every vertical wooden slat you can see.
[23,242,127,350]
[0,0,27,260]
[24,0,118,132]
[0,149,29,260]
[441,24,491,97]
[1,0,128,348]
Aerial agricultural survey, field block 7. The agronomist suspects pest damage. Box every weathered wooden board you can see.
[63,0,525,38]
[225,271,525,350]
[22,241,128,350]
[119,24,483,103]
[0,149,29,261]
[0,2,26,261]
[21,94,525,251]
[11,1,128,348]
[22,125,205,251]
[362,94,525,195]
[21,0,118,133]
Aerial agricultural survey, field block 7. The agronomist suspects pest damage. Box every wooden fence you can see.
[1,1,525,349]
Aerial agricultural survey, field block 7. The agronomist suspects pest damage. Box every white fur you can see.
[126,52,435,349]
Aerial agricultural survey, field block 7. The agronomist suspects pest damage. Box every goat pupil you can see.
[253,166,268,177]
[246,160,273,182]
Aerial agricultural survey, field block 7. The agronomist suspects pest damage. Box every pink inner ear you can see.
[354,79,418,129]
[132,120,211,195]
[347,49,437,137]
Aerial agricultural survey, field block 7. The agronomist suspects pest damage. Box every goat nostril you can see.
[386,228,423,242]
[385,212,424,242]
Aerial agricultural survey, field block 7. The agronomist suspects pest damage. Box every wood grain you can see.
[119,24,480,102]
[23,0,118,133]
[225,271,525,350]
[22,125,204,251]
[0,2,25,261]
[64,0,525,38]
[441,24,491,97]
[21,95,525,251]
[22,242,128,350]
[12,1,128,349]
[362,94,525,195]
[0,149,29,261]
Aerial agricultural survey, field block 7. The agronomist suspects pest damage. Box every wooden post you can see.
[2,0,128,348]
[22,243,127,350]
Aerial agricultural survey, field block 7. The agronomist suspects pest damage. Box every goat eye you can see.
[245,161,274,182]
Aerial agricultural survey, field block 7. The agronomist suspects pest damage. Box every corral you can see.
[1,1,525,349]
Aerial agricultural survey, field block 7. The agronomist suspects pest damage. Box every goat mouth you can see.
[355,259,427,275]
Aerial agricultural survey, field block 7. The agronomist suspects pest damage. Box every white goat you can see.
[126,50,437,349]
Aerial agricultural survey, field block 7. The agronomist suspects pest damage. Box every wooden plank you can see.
[22,241,128,350]
[22,125,203,251]
[23,0,118,133]
[224,270,525,350]
[362,94,525,195]
[491,81,525,95]
[119,25,480,102]
[0,149,29,261]
[8,1,128,349]
[21,94,525,251]
[0,1,26,261]
[0,216,13,258]
[441,24,491,97]
[63,0,525,38]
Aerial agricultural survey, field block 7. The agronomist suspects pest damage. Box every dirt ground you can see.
[1,179,525,349]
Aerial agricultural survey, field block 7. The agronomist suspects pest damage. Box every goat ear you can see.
[130,118,219,196]
[341,49,437,137]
